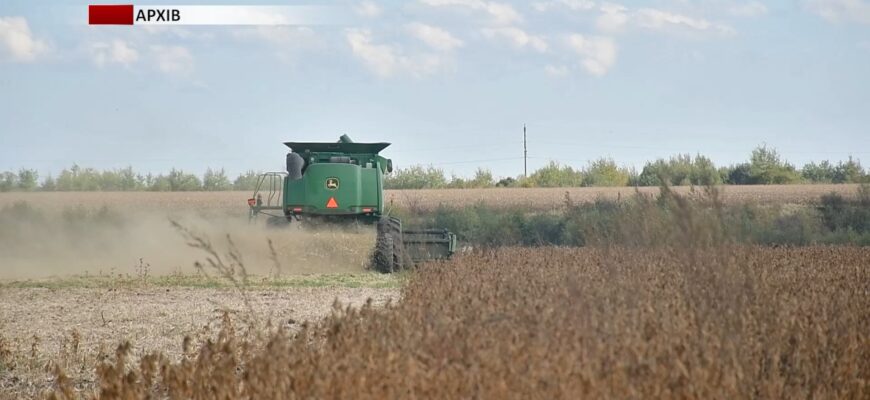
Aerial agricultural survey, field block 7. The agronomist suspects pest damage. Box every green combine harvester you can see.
[247,135,456,272]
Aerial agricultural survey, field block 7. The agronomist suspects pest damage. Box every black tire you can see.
[373,233,395,273]
[372,217,406,273]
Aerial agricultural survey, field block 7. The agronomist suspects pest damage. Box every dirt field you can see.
[0,279,398,398]
[0,184,860,214]
[0,191,398,398]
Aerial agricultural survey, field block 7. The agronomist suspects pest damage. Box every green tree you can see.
[447,174,467,189]
[834,157,865,183]
[233,170,262,191]
[496,177,516,187]
[448,169,495,188]
[802,161,836,183]
[98,169,140,191]
[690,155,720,185]
[146,173,171,191]
[0,172,17,192]
[525,161,583,187]
[56,164,102,191]
[203,168,232,191]
[16,169,38,191]
[384,165,448,189]
[638,159,672,186]
[167,169,202,191]
[467,168,494,188]
[725,163,752,184]
[116,166,143,190]
[41,174,56,191]
[55,166,76,190]
[639,154,720,186]
[582,158,630,187]
[748,145,800,184]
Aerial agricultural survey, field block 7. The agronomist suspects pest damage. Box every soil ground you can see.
[0,279,398,398]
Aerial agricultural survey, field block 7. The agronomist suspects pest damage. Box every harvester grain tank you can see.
[247,135,456,272]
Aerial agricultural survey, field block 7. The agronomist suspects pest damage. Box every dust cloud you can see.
[0,203,377,280]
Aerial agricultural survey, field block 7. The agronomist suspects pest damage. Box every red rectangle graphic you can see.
[89,5,134,25]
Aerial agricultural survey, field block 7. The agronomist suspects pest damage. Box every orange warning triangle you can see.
[326,197,339,209]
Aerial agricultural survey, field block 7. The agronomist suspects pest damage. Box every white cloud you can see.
[346,29,401,77]
[419,0,522,25]
[407,22,464,51]
[532,2,736,37]
[805,0,870,24]
[481,27,548,52]
[635,8,736,36]
[728,1,768,17]
[544,64,569,77]
[566,34,616,76]
[0,17,49,62]
[533,0,596,12]
[150,45,194,76]
[346,28,452,78]
[91,40,139,67]
[596,3,629,33]
[356,1,383,18]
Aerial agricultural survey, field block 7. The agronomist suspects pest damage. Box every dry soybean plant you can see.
[46,245,868,399]
[169,220,259,323]
[37,190,870,399]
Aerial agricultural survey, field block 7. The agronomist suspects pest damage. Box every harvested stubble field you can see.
[12,246,867,399]
[0,277,399,398]
[0,184,861,214]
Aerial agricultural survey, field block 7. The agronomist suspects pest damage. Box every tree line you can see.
[0,166,263,192]
[385,145,867,189]
[0,145,866,192]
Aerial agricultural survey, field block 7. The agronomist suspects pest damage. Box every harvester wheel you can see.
[374,234,395,273]
[372,217,407,273]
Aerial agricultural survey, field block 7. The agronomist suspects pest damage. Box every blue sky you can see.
[1,0,869,179]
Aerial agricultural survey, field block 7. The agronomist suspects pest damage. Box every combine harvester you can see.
[247,135,456,272]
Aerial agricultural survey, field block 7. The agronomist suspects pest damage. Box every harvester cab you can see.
[247,135,456,272]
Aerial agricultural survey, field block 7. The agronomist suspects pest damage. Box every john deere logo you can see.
[325,178,339,190]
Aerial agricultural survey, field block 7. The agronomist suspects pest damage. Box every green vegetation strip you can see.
[0,272,402,290]
[1,145,868,192]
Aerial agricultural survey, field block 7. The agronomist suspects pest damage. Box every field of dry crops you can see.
[386,184,862,211]
[0,184,860,214]
[0,187,867,399]
[19,246,868,399]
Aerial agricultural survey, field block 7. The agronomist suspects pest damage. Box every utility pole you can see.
[523,124,528,178]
